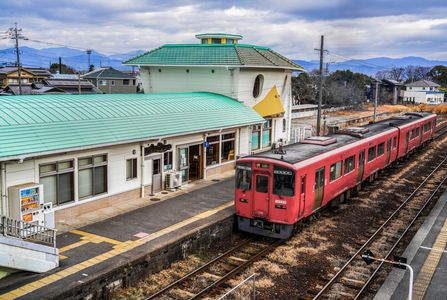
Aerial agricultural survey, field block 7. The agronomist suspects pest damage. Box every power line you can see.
[327,51,389,70]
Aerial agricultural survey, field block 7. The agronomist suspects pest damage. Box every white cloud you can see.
[0,2,446,61]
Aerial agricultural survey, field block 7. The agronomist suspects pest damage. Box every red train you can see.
[235,112,437,238]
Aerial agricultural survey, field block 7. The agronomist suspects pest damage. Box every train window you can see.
[330,161,342,182]
[344,155,355,174]
[393,137,397,148]
[315,168,325,189]
[377,143,384,156]
[236,163,252,191]
[256,175,269,193]
[415,128,419,137]
[273,167,295,196]
[368,146,376,162]
[424,122,431,132]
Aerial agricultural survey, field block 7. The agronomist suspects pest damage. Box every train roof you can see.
[247,112,435,165]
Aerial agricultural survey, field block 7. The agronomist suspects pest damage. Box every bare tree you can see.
[388,67,405,81]
[414,66,432,80]
[404,65,416,82]
[375,70,389,80]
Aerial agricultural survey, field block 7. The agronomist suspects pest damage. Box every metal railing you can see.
[218,273,257,300]
[0,215,56,248]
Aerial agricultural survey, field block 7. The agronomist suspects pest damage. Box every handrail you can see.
[0,215,56,248]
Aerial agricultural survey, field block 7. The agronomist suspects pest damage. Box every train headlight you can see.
[239,198,248,203]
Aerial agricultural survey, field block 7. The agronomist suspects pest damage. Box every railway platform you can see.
[375,188,447,300]
[0,175,235,300]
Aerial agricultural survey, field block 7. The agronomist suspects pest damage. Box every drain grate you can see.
[161,191,169,194]
[212,179,220,182]
[150,198,161,201]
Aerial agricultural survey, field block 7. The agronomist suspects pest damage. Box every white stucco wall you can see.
[140,66,238,97]
[1,125,251,214]
[402,90,445,104]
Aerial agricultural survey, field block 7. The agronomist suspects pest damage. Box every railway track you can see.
[145,237,281,300]
[122,119,447,300]
[311,149,447,299]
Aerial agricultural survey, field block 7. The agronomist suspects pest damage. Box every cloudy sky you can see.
[0,0,446,60]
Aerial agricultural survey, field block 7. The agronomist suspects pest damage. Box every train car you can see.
[235,112,436,239]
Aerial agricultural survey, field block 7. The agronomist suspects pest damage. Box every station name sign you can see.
[144,143,172,156]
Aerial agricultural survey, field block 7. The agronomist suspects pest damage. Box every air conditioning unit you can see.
[165,171,182,190]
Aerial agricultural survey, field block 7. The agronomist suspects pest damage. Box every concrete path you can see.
[375,189,447,300]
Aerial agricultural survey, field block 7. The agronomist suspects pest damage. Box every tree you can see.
[291,72,318,105]
[428,65,447,87]
[388,67,405,81]
[50,63,77,74]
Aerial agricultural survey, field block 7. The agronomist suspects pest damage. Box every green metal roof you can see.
[124,44,303,70]
[0,93,264,161]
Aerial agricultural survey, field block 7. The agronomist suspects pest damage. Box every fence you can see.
[0,215,56,247]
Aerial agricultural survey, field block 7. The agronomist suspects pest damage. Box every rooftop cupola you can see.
[195,33,243,45]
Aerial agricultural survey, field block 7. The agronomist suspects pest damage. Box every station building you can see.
[0,33,302,223]
[0,93,263,221]
[124,33,304,153]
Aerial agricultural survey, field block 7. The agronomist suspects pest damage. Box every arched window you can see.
[252,74,264,98]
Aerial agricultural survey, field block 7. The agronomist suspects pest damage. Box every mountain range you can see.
[294,56,447,76]
[0,46,445,75]
[0,46,145,71]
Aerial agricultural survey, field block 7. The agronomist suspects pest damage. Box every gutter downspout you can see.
[140,144,145,198]
[1,162,6,216]
[287,74,293,143]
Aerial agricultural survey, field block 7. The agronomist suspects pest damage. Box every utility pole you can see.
[6,23,28,95]
[58,56,62,74]
[78,73,81,95]
[86,49,92,71]
[374,80,379,122]
[314,35,327,136]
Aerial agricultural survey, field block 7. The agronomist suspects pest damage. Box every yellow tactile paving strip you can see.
[58,230,121,260]
[0,201,233,300]
[413,219,447,300]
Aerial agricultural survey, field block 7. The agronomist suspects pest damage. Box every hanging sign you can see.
[144,143,172,156]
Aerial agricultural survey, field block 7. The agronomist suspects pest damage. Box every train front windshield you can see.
[273,167,295,196]
[236,163,252,191]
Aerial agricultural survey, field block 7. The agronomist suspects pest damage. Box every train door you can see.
[386,138,391,165]
[299,175,306,217]
[253,173,270,218]
[357,150,365,183]
[313,167,325,210]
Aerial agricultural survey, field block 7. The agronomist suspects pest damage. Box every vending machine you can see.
[8,183,52,227]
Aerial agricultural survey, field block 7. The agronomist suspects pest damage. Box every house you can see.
[401,80,445,104]
[82,67,137,94]
[0,67,51,88]
[0,93,263,220]
[42,78,102,94]
[124,33,304,154]
[379,79,403,104]
[0,78,102,95]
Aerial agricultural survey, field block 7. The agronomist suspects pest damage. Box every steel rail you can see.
[144,238,255,300]
[313,153,447,299]
[354,173,447,299]
[189,239,283,300]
